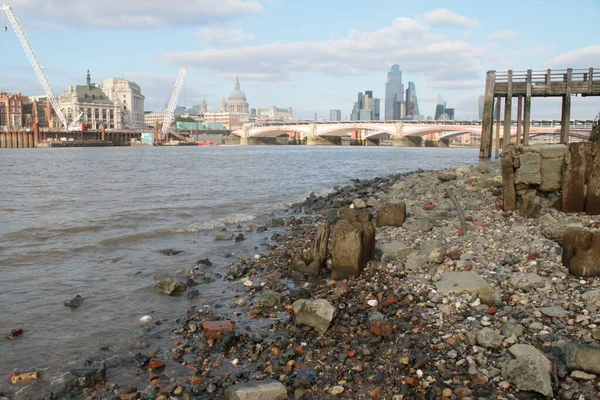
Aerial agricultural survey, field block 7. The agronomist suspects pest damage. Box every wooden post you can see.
[516,95,523,144]
[479,70,496,158]
[494,96,501,159]
[561,68,572,144]
[33,122,39,146]
[523,69,532,146]
[503,70,513,150]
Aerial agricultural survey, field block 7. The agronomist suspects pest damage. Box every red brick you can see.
[334,281,351,297]
[382,296,399,307]
[202,320,234,340]
[370,320,392,336]
[148,359,165,371]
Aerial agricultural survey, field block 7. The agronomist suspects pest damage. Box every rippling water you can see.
[0,145,479,397]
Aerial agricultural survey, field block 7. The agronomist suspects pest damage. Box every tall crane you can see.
[1,4,69,131]
[161,67,186,141]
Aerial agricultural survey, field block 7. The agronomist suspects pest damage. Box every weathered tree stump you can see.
[331,220,375,279]
[562,143,590,213]
[501,144,517,211]
[586,143,600,215]
[562,229,600,277]
[376,203,406,227]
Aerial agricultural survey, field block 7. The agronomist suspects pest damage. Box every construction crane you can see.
[1,4,71,131]
[161,67,186,142]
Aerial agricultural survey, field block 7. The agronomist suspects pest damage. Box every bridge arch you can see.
[317,123,397,137]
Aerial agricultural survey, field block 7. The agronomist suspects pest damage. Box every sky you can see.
[0,0,599,121]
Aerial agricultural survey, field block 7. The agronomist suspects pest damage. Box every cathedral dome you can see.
[228,77,247,102]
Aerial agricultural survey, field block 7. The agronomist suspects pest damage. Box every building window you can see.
[94,109,99,120]
[87,108,92,121]
[109,109,114,122]
[102,109,106,121]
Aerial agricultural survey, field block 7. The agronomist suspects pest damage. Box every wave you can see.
[157,213,256,233]
[1,224,105,242]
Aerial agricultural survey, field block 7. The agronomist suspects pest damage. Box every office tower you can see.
[405,82,420,120]
[330,109,342,121]
[445,108,455,120]
[434,95,446,120]
[385,64,404,120]
[351,91,363,121]
[374,98,380,120]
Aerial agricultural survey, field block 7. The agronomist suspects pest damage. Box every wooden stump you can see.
[586,143,600,215]
[562,229,600,277]
[501,144,517,211]
[562,143,590,213]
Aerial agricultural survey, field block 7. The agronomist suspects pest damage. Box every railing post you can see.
[561,68,572,144]
[523,69,532,146]
[503,70,513,150]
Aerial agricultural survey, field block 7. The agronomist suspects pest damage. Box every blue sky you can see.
[0,0,599,120]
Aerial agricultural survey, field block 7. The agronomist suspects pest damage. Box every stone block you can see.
[331,220,375,279]
[435,271,490,294]
[224,379,287,400]
[518,152,541,174]
[538,172,562,192]
[376,203,406,227]
[539,144,568,159]
[540,157,563,174]
[515,172,541,185]
[293,299,335,335]
[202,320,235,340]
[377,241,412,261]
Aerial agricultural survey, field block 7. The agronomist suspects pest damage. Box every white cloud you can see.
[163,16,484,88]
[491,29,517,40]
[198,27,254,46]
[547,45,600,68]
[422,8,479,28]
[5,0,262,28]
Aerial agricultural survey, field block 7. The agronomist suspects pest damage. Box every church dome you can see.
[228,77,247,102]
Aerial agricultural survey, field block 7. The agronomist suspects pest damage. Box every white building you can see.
[100,77,145,129]
[257,106,293,121]
[144,112,166,127]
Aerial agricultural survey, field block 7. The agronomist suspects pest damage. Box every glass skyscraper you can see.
[385,65,404,120]
[405,82,420,120]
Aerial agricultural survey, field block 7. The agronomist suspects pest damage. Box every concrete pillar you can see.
[503,70,513,150]
[437,138,450,148]
[523,70,532,146]
[479,70,496,158]
[494,96,502,159]
[392,136,422,147]
[561,68,572,144]
[306,136,333,146]
[516,96,523,144]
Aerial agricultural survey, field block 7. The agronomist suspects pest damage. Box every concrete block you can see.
[518,152,541,174]
[515,171,542,185]
[538,144,568,159]
[538,172,562,192]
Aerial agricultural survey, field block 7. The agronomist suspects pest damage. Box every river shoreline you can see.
[4,159,600,400]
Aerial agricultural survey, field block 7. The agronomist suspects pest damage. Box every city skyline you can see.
[0,0,599,121]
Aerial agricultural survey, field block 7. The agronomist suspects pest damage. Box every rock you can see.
[214,233,234,241]
[352,198,367,209]
[405,253,427,272]
[148,359,165,370]
[10,371,39,385]
[5,328,24,340]
[427,248,445,264]
[509,273,546,291]
[331,219,375,279]
[70,364,106,388]
[581,289,600,306]
[565,343,600,374]
[540,306,568,318]
[418,240,446,255]
[438,170,457,182]
[446,249,462,260]
[435,271,490,294]
[506,345,554,398]
[502,323,524,338]
[153,279,186,296]
[515,151,541,185]
[476,328,502,349]
[293,299,336,335]
[224,379,287,400]
[340,208,356,221]
[376,203,406,227]
[475,285,503,306]
[64,294,85,308]
[202,320,235,340]
[570,370,597,380]
[539,214,564,241]
[370,320,393,336]
[196,257,212,266]
[257,291,281,309]
[562,229,600,277]
[403,217,433,232]
[270,217,285,227]
[476,162,490,174]
[159,248,182,256]
[377,241,412,261]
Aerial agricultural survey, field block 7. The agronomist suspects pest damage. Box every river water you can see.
[0,145,479,397]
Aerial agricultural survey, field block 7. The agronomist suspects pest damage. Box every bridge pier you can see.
[436,138,450,148]
[306,136,338,146]
[224,135,241,145]
[392,137,422,147]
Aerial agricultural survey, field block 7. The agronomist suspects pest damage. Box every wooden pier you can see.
[479,68,600,158]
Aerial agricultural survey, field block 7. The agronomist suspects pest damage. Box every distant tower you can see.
[220,98,228,112]
[434,95,446,120]
[86,70,91,89]
[385,65,404,120]
[200,97,208,113]
[405,82,420,120]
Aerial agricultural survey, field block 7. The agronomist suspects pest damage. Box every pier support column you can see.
[523,70,532,146]
[306,136,335,146]
[392,136,422,147]
[516,95,523,144]
[33,123,39,146]
[479,70,496,158]
[561,68,572,144]
[494,96,502,158]
[503,70,513,150]
[437,138,450,148]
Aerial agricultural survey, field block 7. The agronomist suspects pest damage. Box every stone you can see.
[539,143,568,159]
[435,271,490,294]
[571,370,597,380]
[148,359,165,370]
[539,214,563,241]
[476,162,490,174]
[506,352,553,397]
[331,219,375,279]
[502,323,524,338]
[377,241,412,261]
[293,299,336,335]
[10,371,39,385]
[202,320,235,340]
[509,273,546,291]
[357,209,373,223]
[562,229,600,277]
[352,198,367,209]
[405,253,428,272]
[418,240,446,255]
[475,285,503,306]
[224,379,287,400]
[540,306,568,318]
[70,364,106,388]
[370,320,393,336]
[446,249,462,260]
[427,248,445,264]
[565,343,600,374]
[581,289,600,306]
[257,291,281,309]
[438,170,457,181]
[476,327,502,349]
[340,208,356,221]
[587,143,600,214]
[376,203,406,227]
[501,144,517,211]
[562,142,589,213]
[153,279,186,296]
[214,233,234,241]
[403,217,433,232]
[508,344,553,371]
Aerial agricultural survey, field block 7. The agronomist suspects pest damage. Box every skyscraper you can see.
[351,91,379,121]
[385,65,404,120]
[434,95,446,120]
[330,109,342,121]
[405,82,420,120]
